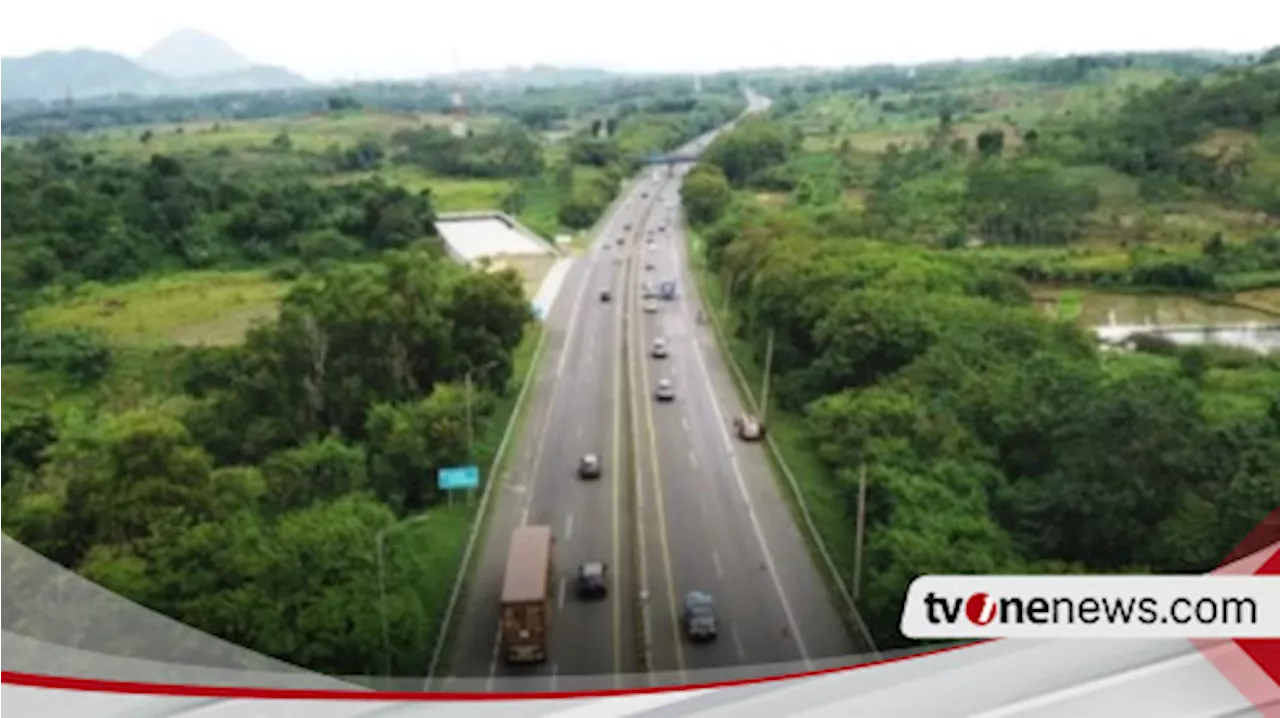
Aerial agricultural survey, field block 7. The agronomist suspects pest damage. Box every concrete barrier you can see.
[531,258,575,321]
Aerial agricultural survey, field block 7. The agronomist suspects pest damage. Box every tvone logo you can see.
[965,592,998,626]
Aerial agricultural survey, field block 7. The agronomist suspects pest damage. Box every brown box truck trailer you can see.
[501,525,554,664]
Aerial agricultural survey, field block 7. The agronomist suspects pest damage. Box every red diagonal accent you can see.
[1197,506,1280,717]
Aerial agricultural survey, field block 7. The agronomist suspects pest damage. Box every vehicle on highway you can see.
[659,280,677,300]
[600,289,612,302]
[641,282,654,298]
[624,223,632,231]
[734,414,765,441]
[578,453,602,479]
[682,591,718,642]
[645,261,655,270]
[501,525,554,663]
[616,237,625,246]
[576,562,608,600]
[655,378,675,402]
[651,338,668,358]
[643,301,659,314]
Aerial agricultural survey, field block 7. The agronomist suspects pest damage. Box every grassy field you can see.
[80,110,498,156]
[26,270,290,347]
[25,250,564,353]
[324,166,513,213]
[786,69,1280,270]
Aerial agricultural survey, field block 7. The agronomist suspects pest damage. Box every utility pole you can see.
[463,360,499,505]
[464,371,474,461]
[760,327,775,423]
[376,513,431,678]
[853,463,868,602]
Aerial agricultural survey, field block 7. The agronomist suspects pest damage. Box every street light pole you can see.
[464,371,474,464]
[463,359,500,507]
[463,359,502,462]
[853,463,868,603]
[760,327,775,424]
[376,512,431,679]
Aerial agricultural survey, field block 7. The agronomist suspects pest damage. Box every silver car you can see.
[655,379,675,402]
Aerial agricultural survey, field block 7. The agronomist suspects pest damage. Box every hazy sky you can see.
[3,0,1277,82]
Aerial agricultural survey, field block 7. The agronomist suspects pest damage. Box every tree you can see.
[33,408,254,564]
[704,118,791,186]
[81,494,402,675]
[366,384,481,512]
[975,129,1005,158]
[681,164,732,226]
[965,158,1099,245]
[261,438,368,514]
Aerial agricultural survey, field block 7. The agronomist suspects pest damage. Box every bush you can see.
[12,329,113,386]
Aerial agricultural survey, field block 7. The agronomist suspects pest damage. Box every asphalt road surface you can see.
[629,172,858,688]
[442,102,860,692]
[441,168,669,692]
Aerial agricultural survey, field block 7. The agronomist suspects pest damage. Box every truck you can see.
[500,525,554,664]
[659,280,677,301]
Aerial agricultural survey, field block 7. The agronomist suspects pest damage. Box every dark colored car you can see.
[579,453,602,479]
[577,562,608,599]
[600,289,612,302]
[683,591,718,641]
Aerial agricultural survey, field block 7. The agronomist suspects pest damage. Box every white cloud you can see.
[2,0,1276,82]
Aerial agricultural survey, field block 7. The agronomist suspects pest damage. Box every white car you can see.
[651,338,668,358]
[643,301,659,314]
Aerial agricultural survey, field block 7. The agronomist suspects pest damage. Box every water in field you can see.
[1032,288,1280,354]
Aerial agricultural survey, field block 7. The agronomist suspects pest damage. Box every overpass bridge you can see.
[639,153,699,178]
[640,152,699,165]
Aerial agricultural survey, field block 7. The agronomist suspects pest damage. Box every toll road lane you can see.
[627,178,858,683]
[443,177,657,687]
[669,188,863,662]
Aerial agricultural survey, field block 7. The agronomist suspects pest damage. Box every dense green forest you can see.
[0,80,740,675]
[682,54,1280,648]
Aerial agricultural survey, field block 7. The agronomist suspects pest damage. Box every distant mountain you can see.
[138,28,253,78]
[178,66,311,95]
[2,49,173,101]
[1,46,310,102]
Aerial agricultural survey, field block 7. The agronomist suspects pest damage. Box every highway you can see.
[629,167,858,686]
[442,93,862,692]
[441,164,664,692]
